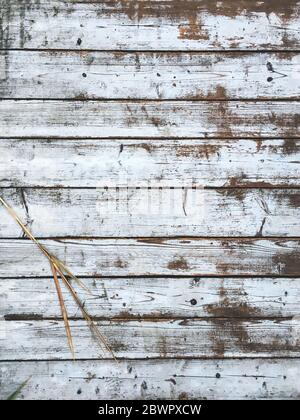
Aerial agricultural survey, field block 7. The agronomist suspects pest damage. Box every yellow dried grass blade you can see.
[51,257,92,295]
[51,262,75,360]
[54,263,117,362]
[0,196,91,294]
[0,196,116,361]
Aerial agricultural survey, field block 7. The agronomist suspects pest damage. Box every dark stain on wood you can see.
[210,319,250,358]
[167,257,189,271]
[204,282,262,318]
[287,192,300,209]
[176,144,221,159]
[137,238,166,245]
[281,139,299,156]
[207,100,234,138]
[114,258,128,269]
[116,0,299,22]
[4,313,43,321]
[272,249,300,275]
[178,16,209,41]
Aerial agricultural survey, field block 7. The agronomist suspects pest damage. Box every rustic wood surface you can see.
[1,51,299,100]
[0,0,299,400]
[1,1,300,50]
[1,139,299,188]
[1,100,299,138]
[1,359,299,400]
[0,238,299,277]
[0,188,299,237]
[2,318,300,360]
[2,277,300,319]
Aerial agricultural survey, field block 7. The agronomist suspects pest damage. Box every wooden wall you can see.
[0,0,299,400]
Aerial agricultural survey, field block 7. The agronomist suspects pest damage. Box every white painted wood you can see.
[1,101,299,138]
[1,318,300,360]
[2,277,300,319]
[1,139,299,188]
[1,1,300,50]
[0,188,299,237]
[1,359,299,400]
[1,51,299,99]
[0,238,298,277]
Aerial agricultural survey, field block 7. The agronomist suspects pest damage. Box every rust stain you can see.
[176,143,221,159]
[215,187,248,202]
[182,86,228,102]
[178,16,209,41]
[225,176,276,188]
[206,100,234,138]
[137,238,166,245]
[210,318,266,358]
[73,93,88,101]
[206,86,228,100]
[287,192,300,209]
[281,139,299,156]
[140,143,152,153]
[114,258,128,269]
[116,1,299,22]
[167,257,189,271]
[159,334,168,358]
[204,282,262,318]
[272,249,300,275]
[178,392,189,400]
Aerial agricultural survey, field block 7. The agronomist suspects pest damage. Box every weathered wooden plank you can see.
[1,1,300,50]
[1,139,299,188]
[0,101,299,138]
[1,51,299,99]
[0,238,299,277]
[2,277,300,319]
[1,188,299,238]
[1,319,300,360]
[1,359,299,400]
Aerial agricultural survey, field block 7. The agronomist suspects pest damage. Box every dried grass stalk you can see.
[0,196,116,360]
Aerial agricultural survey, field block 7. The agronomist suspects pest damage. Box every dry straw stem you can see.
[0,196,116,360]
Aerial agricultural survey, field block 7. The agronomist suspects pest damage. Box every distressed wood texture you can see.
[0,100,299,138]
[2,277,300,319]
[0,188,299,238]
[1,51,300,99]
[0,239,299,278]
[1,359,300,400]
[1,139,299,188]
[1,0,300,401]
[1,1,300,50]
[1,318,300,360]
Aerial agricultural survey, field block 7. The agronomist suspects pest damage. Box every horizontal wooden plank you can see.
[2,277,300,319]
[0,238,299,277]
[1,318,300,360]
[1,1,300,50]
[0,188,299,238]
[1,51,299,99]
[1,359,299,400]
[0,101,299,138]
[1,139,299,188]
